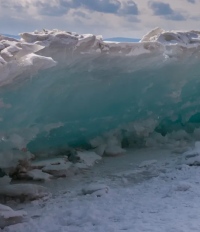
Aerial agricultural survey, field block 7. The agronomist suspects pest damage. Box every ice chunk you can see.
[0,204,27,229]
[77,151,102,167]
[82,183,109,196]
[25,169,53,181]
[104,145,126,157]
[183,155,200,166]
[94,144,107,156]
[102,134,126,156]
[182,141,200,165]
[0,184,50,201]
[42,163,72,177]
[72,163,89,174]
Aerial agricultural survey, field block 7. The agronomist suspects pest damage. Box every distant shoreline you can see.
[1,34,20,39]
[104,37,140,42]
[1,33,140,43]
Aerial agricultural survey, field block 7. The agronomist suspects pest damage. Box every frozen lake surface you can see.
[2,147,200,232]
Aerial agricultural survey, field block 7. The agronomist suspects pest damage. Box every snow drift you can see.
[1,28,200,167]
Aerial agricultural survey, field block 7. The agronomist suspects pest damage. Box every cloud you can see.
[1,0,199,39]
[0,0,140,17]
[148,1,186,21]
[73,11,91,19]
[60,0,139,16]
[148,2,173,15]
[74,0,121,14]
[0,0,29,12]
[35,0,122,16]
[120,0,139,15]
[124,15,140,23]
[68,0,139,17]
[35,2,68,16]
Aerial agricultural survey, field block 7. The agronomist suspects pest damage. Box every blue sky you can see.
[0,0,199,38]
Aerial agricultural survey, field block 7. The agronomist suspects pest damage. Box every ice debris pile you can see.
[0,149,104,228]
[1,28,200,167]
[0,34,56,87]
[0,203,27,229]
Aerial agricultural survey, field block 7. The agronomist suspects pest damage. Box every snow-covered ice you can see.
[25,169,52,181]
[0,147,200,231]
[1,28,200,164]
[0,204,27,229]
[0,183,50,201]
[76,151,102,167]
[42,163,72,177]
[1,27,200,231]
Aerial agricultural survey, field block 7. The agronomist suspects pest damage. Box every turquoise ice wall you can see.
[0,54,200,154]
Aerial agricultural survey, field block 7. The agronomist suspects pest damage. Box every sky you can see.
[0,0,200,38]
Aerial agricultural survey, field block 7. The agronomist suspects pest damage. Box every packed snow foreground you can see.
[1,28,200,230]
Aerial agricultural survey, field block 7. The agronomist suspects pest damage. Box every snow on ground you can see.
[2,148,200,232]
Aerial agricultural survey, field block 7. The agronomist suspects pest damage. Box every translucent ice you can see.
[1,28,200,167]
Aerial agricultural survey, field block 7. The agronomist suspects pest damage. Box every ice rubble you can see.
[0,182,50,201]
[82,183,109,197]
[1,28,200,168]
[0,203,27,229]
[2,28,200,231]
[0,34,56,87]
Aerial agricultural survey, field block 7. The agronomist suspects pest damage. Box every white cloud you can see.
[0,0,200,38]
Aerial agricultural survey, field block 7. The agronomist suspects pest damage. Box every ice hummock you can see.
[1,28,200,167]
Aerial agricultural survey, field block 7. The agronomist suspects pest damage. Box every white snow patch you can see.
[3,148,200,232]
[26,169,52,181]
[77,151,102,167]
[82,183,109,196]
